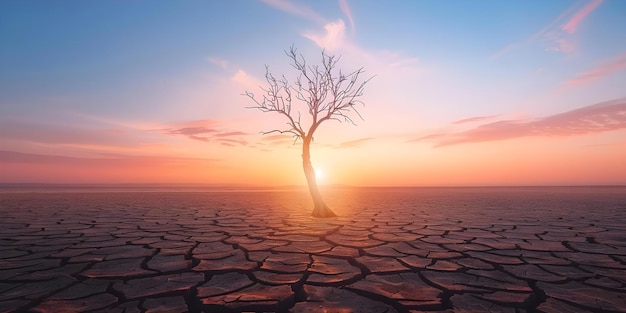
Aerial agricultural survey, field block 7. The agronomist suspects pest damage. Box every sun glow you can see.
[315,168,324,181]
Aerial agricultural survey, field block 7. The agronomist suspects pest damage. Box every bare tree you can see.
[244,46,371,218]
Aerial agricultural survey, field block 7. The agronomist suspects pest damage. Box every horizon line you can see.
[1,183,624,189]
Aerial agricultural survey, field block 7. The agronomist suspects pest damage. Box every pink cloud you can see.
[336,137,374,148]
[217,138,247,146]
[493,0,602,58]
[231,69,264,91]
[452,115,498,125]
[262,134,292,141]
[166,127,216,136]
[259,0,325,24]
[541,0,602,53]
[339,0,355,31]
[188,135,210,143]
[303,20,347,51]
[215,131,249,137]
[417,98,626,147]
[257,134,296,147]
[259,0,349,51]
[562,0,603,34]
[160,120,219,142]
[160,120,249,144]
[563,53,626,87]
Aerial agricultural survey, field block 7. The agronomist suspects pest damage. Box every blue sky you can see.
[1,0,625,185]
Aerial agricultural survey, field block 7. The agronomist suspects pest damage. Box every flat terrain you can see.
[1,188,625,312]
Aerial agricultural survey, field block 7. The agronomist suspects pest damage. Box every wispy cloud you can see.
[259,0,325,24]
[188,135,210,143]
[303,19,347,51]
[159,120,219,142]
[166,127,217,136]
[493,0,603,58]
[416,98,626,147]
[336,137,374,148]
[452,115,498,125]
[257,134,296,146]
[260,0,352,51]
[262,134,292,141]
[216,138,248,146]
[215,131,249,137]
[538,0,603,53]
[231,69,264,91]
[339,0,355,31]
[161,120,249,144]
[208,57,229,69]
[563,52,626,87]
[562,0,603,34]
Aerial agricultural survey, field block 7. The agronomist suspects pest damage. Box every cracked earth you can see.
[1,189,625,312]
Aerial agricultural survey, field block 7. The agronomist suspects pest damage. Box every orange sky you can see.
[2,126,625,186]
[1,1,626,186]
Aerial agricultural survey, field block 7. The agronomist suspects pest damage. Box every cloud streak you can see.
[452,115,498,125]
[166,127,217,136]
[336,137,374,148]
[259,0,325,24]
[257,134,296,147]
[208,57,229,69]
[562,0,603,34]
[303,19,347,51]
[260,0,350,51]
[539,0,603,53]
[493,0,603,58]
[563,52,626,87]
[215,131,249,137]
[417,98,626,147]
[216,138,248,146]
[339,0,355,31]
[161,120,249,144]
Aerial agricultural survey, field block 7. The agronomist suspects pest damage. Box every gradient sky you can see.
[1,0,625,186]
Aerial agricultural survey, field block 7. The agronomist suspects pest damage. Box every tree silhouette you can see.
[245,46,371,217]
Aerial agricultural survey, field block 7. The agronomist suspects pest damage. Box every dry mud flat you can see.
[0,190,625,312]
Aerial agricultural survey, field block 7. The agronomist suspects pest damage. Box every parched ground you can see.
[0,189,625,313]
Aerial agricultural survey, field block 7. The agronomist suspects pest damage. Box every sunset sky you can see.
[1,0,625,186]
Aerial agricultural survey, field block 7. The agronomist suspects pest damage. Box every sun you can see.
[315,168,324,181]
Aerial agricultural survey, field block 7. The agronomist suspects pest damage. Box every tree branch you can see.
[245,46,372,143]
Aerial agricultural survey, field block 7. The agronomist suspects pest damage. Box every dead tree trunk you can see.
[244,46,371,218]
[302,137,336,218]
